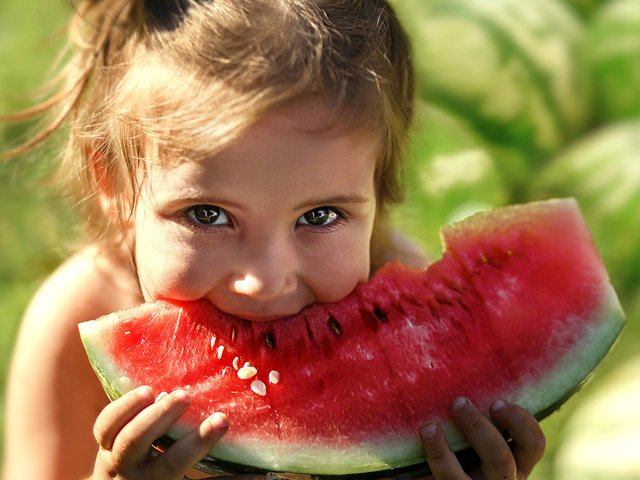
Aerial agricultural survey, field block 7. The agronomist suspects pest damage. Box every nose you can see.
[228,238,298,301]
[230,272,297,301]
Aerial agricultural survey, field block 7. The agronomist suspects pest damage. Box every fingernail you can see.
[451,396,468,412]
[173,389,191,405]
[136,385,154,401]
[491,399,507,413]
[420,422,438,439]
[208,412,229,431]
[155,391,168,403]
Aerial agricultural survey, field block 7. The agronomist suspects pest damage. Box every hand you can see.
[418,397,546,480]
[90,386,231,480]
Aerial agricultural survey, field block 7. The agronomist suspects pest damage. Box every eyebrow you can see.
[293,194,371,211]
[152,187,370,212]
[151,188,246,212]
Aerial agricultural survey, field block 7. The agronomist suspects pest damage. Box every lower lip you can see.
[232,312,295,322]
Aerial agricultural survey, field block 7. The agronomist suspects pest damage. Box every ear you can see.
[85,146,131,226]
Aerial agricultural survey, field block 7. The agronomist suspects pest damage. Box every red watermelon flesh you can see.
[79,198,625,476]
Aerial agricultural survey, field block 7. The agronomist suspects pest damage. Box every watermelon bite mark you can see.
[79,198,625,478]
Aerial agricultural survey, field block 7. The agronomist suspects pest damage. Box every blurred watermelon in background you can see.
[586,0,640,121]
[393,0,593,174]
[392,103,508,256]
[565,0,606,17]
[554,355,640,480]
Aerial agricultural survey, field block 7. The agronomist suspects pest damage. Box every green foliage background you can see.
[0,0,77,467]
[1,0,638,478]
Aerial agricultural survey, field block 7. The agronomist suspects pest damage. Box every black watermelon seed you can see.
[373,306,388,323]
[264,332,276,350]
[328,317,343,337]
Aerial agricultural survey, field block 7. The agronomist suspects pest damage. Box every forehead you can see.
[142,97,379,204]
[148,93,382,163]
[121,55,385,162]
[261,96,361,134]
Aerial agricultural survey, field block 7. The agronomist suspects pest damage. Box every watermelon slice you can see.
[79,198,625,477]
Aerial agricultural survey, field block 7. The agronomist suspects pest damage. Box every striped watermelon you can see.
[586,0,640,121]
[392,104,509,256]
[532,120,640,302]
[393,0,592,162]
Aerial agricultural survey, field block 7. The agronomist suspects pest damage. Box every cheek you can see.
[134,217,215,301]
[134,238,186,300]
[306,232,372,303]
[137,248,221,301]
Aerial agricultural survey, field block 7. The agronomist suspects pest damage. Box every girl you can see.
[1,1,545,479]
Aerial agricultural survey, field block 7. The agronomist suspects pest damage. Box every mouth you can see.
[232,312,294,322]
[213,301,306,323]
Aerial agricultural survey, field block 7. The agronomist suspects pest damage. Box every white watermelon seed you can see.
[238,366,258,379]
[251,380,267,396]
[269,370,280,384]
[216,345,225,360]
[232,357,241,370]
[210,335,217,349]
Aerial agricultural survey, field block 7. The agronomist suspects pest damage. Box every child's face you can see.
[132,98,378,321]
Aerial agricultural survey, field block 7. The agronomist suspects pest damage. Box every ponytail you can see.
[1,0,142,159]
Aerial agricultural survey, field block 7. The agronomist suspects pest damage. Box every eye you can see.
[297,207,341,227]
[187,205,230,226]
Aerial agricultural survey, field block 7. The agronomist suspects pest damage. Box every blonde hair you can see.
[4,0,414,252]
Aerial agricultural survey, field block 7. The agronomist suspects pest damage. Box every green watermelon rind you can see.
[79,279,625,476]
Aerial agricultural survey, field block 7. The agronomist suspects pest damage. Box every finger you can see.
[449,397,516,480]
[419,422,468,480]
[490,401,546,477]
[149,411,230,478]
[93,385,155,451]
[110,389,191,469]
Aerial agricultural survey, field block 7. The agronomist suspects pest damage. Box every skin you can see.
[1,97,545,480]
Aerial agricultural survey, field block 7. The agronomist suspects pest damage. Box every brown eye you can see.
[188,205,229,225]
[297,207,340,227]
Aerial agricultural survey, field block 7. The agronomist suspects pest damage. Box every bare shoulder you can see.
[24,244,142,326]
[2,245,143,480]
[13,244,143,388]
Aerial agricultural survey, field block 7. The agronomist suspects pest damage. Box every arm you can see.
[2,251,114,480]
